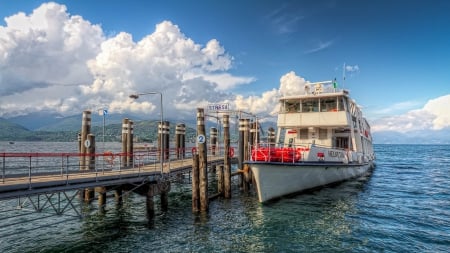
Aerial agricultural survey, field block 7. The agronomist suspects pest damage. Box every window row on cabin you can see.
[281,97,347,113]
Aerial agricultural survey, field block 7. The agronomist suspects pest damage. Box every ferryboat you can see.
[247,80,375,203]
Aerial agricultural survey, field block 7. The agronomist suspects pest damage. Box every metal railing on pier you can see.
[0,147,228,200]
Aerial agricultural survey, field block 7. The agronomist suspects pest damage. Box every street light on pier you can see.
[129,92,164,175]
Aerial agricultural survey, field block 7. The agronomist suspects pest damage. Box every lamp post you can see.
[129,92,164,175]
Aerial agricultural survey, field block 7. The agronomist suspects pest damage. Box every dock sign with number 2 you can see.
[197,135,205,144]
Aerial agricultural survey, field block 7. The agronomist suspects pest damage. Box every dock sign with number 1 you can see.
[197,134,205,144]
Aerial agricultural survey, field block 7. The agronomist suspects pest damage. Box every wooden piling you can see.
[243,119,250,191]
[83,133,96,202]
[192,154,200,212]
[115,187,123,206]
[147,185,155,220]
[158,122,163,163]
[197,108,208,212]
[77,132,81,152]
[250,121,260,147]
[164,121,170,160]
[238,119,246,187]
[84,188,94,203]
[217,165,224,195]
[96,186,107,212]
[223,114,232,198]
[176,123,186,159]
[127,120,133,166]
[249,121,255,149]
[121,118,129,167]
[160,181,170,212]
[80,111,91,171]
[86,134,95,171]
[210,127,218,155]
[181,124,186,158]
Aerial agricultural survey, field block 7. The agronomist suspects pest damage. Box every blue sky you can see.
[0,0,449,140]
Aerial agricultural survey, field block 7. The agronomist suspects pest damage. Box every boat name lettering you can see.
[328,150,344,158]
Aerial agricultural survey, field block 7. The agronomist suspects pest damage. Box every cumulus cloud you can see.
[0,2,103,96]
[371,94,450,132]
[0,3,255,119]
[233,71,316,119]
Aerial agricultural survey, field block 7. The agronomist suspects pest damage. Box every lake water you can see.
[0,142,449,252]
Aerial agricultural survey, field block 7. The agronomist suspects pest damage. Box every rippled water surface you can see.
[0,143,449,252]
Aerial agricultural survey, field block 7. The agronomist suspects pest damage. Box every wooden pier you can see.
[0,108,260,221]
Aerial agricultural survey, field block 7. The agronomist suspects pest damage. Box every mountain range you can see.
[1,113,449,144]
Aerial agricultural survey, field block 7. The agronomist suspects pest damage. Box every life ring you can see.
[192,147,197,154]
[229,147,235,158]
[104,151,115,165]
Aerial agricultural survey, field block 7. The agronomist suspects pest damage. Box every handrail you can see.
[0,146,228,186]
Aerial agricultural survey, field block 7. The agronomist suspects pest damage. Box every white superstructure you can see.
[248,80,375,203]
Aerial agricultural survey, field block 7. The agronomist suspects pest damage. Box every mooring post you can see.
[217,165,224,195]
[223,114,232,198]
[147,184,155,220]
[160,181,170,212]
[121,118,129,167]
[96,186,107,213]
[164,121,170,160]
[80,110,91,171]
[192,154,200,212]
[86,133,96,202]
[77,132,81,153]
[158,122,163,163]
[210,127,217,156]
[175,124,185,159]
[197,108,208,212]
[180,124,186,158]
[243,119,250,191]
[87,134,96,171]
[238,118,245,172]
[249,121,255,150]
[115,187,123,206]
[127,120,133,166]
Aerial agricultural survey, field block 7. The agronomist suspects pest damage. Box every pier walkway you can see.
[0,150,226,200]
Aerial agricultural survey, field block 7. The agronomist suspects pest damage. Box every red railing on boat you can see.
[250,145,310,163]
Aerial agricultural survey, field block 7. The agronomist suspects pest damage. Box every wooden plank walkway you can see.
[0,155,225,200]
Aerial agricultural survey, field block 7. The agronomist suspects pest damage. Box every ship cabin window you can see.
[339,97,346,111]
[282,99,300,113]
[301,99,319,112]
[319,128,328,139]
[299,129,308,139]
[320,98,337,112]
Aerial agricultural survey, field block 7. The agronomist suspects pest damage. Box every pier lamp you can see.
[129,92,164,175]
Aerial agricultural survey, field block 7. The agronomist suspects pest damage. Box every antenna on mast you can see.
[342,62,346,89]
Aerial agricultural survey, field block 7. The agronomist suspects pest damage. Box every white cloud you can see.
[304,40,334,54]
[232,71,314,118]
[0,3,256,119]
[345,65,359,73]
[0,2,103,96]
[84,20,253,118]
[279,71,309,95]
[371,94,450,132]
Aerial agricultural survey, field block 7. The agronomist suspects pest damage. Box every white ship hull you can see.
[250,161,373,203]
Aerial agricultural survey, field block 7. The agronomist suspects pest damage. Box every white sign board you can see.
[207,103,230,111]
